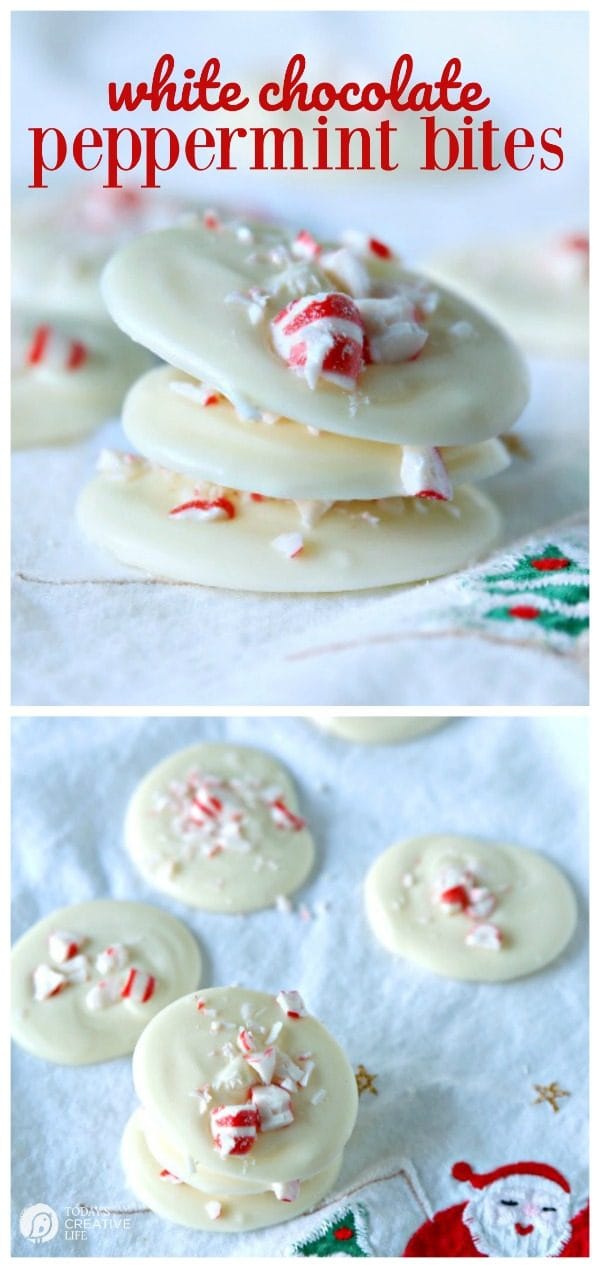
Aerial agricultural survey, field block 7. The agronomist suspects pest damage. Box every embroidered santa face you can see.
[456,1162,572,1257]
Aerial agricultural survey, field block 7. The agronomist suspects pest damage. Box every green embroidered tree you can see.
[292,1206,370,1257]
[480,546,589,638]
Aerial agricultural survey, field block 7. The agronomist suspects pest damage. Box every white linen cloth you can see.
[11,715,588,1256]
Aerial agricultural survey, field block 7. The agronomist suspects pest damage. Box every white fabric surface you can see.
[11,11,588,707]
[12,715,588,1256]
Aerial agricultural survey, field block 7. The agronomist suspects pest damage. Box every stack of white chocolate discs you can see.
[78,215,529,592]
[122,986,358,1231]
[12,188,190,449]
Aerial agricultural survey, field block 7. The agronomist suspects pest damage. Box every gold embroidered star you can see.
[355,1064,378,1096]
[532,1082,571,1113]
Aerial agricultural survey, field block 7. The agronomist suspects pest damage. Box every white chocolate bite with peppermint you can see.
[78,461,500,593]
[313,716,447,744]
[11,900,201,1064]
[12,315,152,450]
[13,187,192,324]
[122,365,510,502]
[122,1110,342,1232]
[427,233,588,357]
[102,221,528,446]
[122,987,357,1230]
[365,834,576,982]
[124,744,314,911]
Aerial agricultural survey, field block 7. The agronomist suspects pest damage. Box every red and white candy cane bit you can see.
[437,884,470,914]
[270,798,306,831]
[85,976,122,1011]
[210,1104,260,1157]
[168,496,236,522]
[61,954,89,984]
[341,229,394,259]
[159,1169,183,1184]
[33,963,66,1001]
[48,930,82,964]
[272,1179,301,1203]
[271,532,304,560]
[205,1200,222,1220]
[203,209,221,230]
[245,1046,277,1086]
[466,887,497,920]
[400,446,453,502]
[237,1027,257,1056]
[120,967,156,1004]
[465,922,503,951]
[292,229,322,259]
[95,943,129,974]
[26,325,87,372]
[276,990,307,1019]
[271,292,365,391]
[250,1084,294,1132]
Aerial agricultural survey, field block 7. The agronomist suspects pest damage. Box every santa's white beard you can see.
[464,1195,571,1258]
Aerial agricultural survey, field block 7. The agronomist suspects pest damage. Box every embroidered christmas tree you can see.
[292,1205,370,1257]
[480,545,588,638]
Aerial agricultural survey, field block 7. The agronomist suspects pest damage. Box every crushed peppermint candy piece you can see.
[159,1168,183,1184]
[270,799,306,831]
[213,1053,254,1090]
[237,1027,257,1055]
[465,922,503,951]
[95,944,129,975]
[205,1200,222,1220]
[96,449,146,480]
[275,894,293,914]
[120,967,156,1004]
[294,500,333,530]
[272,1179,301,1202]
[292,229,322,260]
[169,496,236,522]
[437,884,470,915]
[191,1084,213,1114]
[245,1046,277,1085]
[277,989,307,1018]
[203,209,220,230]
[61,954,89,984]
[311,1087,327,1105]
[274,1049,307,1092]
[25,324,87,372]
[466,887,497,920]
[271,532,304,559]
[48,930,82,964]
[400,446,452,502]
[250,1083,294,1131]
[320,247,371,298]
[358,295,429,365]
[210,1104,259,1157]
[341,229,394,259]
[33,963,66,1001]
[271,292,365,390]
[85,975,123,1011]
[225,287,270,325]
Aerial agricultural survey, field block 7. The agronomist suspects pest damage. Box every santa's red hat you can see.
[452,1160,571,1194]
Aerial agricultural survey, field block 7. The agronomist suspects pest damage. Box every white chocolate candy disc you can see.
[365,834,577,982]
[314,717,446,744]
[122,1109,342,1232]
[101,224,529,445]
[427,234,588,358]
[77,463,500,593]
[11,900,202,1064]
[12,316,153,450]
[132,988,358,1186]
[124,743,314,912]
[13,188,191,323]
[123,365,510,500]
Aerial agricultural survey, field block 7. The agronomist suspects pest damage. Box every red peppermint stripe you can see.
[26,325,88,371]
[168,497,236,520]
[121,968,156,1003]
[275,293,363,336]
[368,237,392,259]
